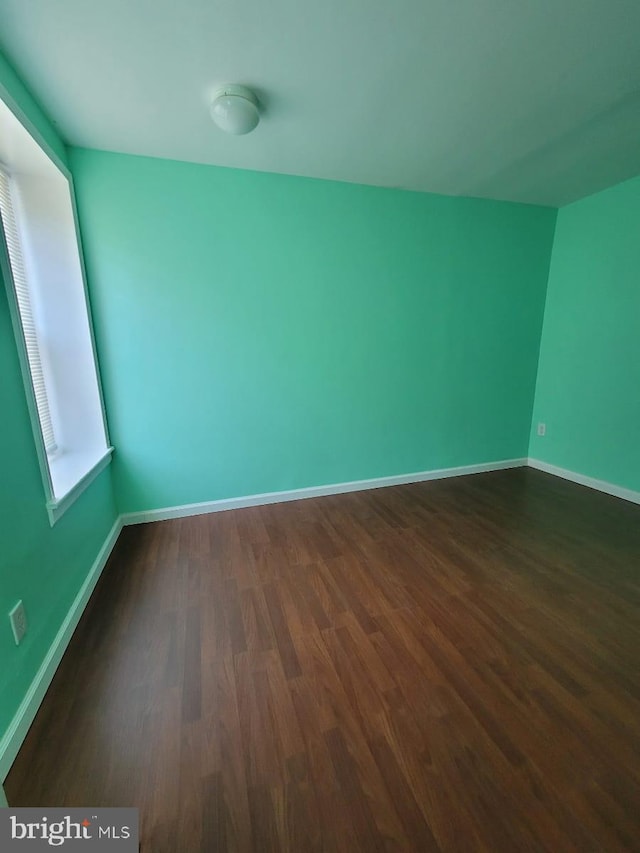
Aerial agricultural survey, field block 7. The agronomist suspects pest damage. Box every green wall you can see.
[71,149,557,514]
[529,175,640,492]
[0,56,117,765]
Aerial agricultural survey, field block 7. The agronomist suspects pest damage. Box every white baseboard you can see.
[0,517,123,782]
[528,458,640,505]
[120,458,528,525]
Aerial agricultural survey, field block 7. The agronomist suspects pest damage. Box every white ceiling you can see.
[1,0,640,207]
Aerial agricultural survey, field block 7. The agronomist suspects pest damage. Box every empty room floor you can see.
[6,468,640,851]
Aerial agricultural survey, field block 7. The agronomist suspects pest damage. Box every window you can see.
[0,94,111,524]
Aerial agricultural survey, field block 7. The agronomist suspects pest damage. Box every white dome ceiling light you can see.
[210,85,260,135]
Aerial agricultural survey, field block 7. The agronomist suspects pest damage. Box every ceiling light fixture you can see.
[210,85,259,135]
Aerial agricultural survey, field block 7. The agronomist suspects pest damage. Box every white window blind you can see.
[0,168,58,455]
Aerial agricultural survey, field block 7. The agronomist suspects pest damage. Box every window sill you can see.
[46,447,114,525]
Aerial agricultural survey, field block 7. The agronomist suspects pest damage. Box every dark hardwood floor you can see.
[6,468,640,851]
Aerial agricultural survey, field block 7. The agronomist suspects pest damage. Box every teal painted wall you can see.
[0,56,117,759]
[529,175,640,492]
[71,149,557,514]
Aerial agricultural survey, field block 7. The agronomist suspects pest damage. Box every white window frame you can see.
[0,84,112,525]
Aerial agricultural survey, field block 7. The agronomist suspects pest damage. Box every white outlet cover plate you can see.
[9,600,27,645]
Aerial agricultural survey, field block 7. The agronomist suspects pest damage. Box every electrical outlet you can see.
[9,600,27,645]
[537,422,546,437]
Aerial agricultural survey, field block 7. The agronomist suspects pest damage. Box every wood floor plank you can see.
[5,468,640,851]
